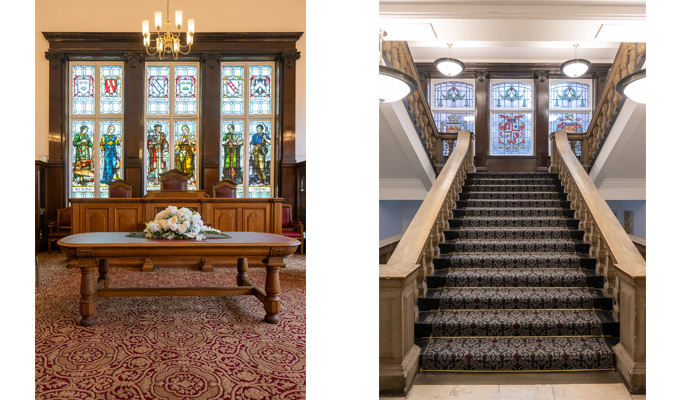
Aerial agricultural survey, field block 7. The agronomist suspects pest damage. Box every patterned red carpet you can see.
[35,252,306,400]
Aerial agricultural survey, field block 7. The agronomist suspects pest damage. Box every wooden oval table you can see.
[58,232,300,327]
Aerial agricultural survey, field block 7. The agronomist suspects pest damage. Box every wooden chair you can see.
[281,204,304,254]
[47,207,72,254]
[213,179,237,198]
[108,179,133,198]
[160,169,189,191]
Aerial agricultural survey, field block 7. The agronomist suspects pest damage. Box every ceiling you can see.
[379,0,646,64]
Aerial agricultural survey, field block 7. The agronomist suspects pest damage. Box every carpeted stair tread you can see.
[465,185,561,192]
[463,191,567,200]
[433,268,595,288]
[441,239,580,253]
[447,227,578,240]
[418,336,614,371]
[465,178,560,186]
[455,208,572,218]
[443,253,594,269]
[422,287,608,310]
[458,199,570,208]
[453,217,578,228]
[467,172,558,179]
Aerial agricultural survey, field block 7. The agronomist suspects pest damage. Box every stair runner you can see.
[416,172,618,372]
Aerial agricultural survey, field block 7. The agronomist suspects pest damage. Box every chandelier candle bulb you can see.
[142,20,150,35]
[154,11,162,29]
[175,10,183,28]
[187,19,195,35]
[186,33,193,46]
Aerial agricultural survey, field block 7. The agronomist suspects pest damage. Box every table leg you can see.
[264,258,283,324]
[236,258,249,286]
[79,259,98,327]
[98,259,110,288]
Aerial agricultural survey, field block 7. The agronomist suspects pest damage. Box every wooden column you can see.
[474,71,489,171]
[123,52,145,197]
[534,71,550,171]
[278,50,301,209]
[45,51,67,221]
[201,53,222,192]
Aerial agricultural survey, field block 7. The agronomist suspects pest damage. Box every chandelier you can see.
[434,43,465,76]
[616,69,646,104]
[560,44,591,78]
[379,30,418,103]
[142,0,195,60]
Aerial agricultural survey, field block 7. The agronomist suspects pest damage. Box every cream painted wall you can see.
[35,0,306,162]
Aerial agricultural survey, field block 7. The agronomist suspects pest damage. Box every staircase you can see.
[415,172,618,372]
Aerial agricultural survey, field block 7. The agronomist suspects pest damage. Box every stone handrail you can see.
[585,43,646,168]
[383,40,443,167]
[379,130,474,395]
[550,130,645,393]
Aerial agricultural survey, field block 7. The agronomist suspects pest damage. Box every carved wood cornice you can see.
[534,70,550,83]
[416,62,611,77]
[123,52,144,68]
[280,50,301,69]
[44,51,64,69]
[201,52,221,69]
[474,71,489,82]
[43,32,303,42]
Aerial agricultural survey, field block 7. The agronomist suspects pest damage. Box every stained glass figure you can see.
[248,121,272,198]
[222,66,245,115]
[550,82,590,109]
[220,121,245,186]
[549,113,590,134]
[71,121,95,198]
[433,113,474,134]
[175,65,198,114]
[249,66,272,115]
[433,81,474,109]
[490,113,533,155]
[146,121,170,191]
[98,121,123,197]
[173,121,198,190]
[492,82,533,109]
[72,65,95,114]
[147,66,170,115]
[100,65,123,114]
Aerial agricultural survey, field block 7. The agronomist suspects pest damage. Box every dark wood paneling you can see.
[535,73,550,170]
[280,164,297,215]
[123,53,145,197]
[486,156,538,172]
[474,73,489,169]
[200,54,222,191]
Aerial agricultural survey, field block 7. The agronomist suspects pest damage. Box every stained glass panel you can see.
[145,120,170,191]
[490,113,533,155]
[550,81,590,109]
[249,66,272,115]
[100,65,123,114]
[247,121,272,198]
[173,121,198,190]
[433,81,474,109]
[433,113,475,133]
[491,82,533,109]
[175,65,198,114]
[71,120,96,198]
[222,66,245,115]
[98,121,123,198]
[549,113,591,134]
[72,65,95,114]
[220,121,245,197]
[147,66,170,115]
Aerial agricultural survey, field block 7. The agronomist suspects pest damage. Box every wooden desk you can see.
[58,232,300,327]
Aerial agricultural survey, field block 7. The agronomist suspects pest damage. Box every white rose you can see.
[167,223,177,231]
[146,223,159,232]
[186,232,197,238]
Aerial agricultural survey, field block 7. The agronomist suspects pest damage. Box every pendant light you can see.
[379,30,419,103]
[434,43,465,76]
[560,44,591,77]
[616,69,646,104]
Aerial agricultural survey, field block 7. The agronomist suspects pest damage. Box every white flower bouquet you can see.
[138,206,229,241]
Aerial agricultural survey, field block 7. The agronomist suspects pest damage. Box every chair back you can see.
[213,179,237,198]
[108,180,133,198]
[57,207,72,230]
[160,169,189,191]
[282,204,293,229]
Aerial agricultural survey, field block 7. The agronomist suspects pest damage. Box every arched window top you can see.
[491,81,533,109]
[432,80,474,110]
[550,81,591,110]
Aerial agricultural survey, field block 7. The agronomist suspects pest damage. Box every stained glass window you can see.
[491,113,533,155]
[100,65,123,114]
[433,81,474,109]
[174,65,198,114]
[173,121,198,190]
[220,121,245,197]
[550,81,590,110]
[147,65,170,115]
[491,81,533,109]
[98,121,123,198]
[72,65,95,114]
[71,120,95,198]
[145,120,170,191]
[249,65,272,115]
[433,113,475,134]
[247,121,272,198]
[222,66,245,115]
[549,80,593,155]
[549,113,591,135]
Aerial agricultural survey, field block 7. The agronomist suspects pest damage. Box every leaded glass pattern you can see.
[145,121,170,191]
[247,121,272,198]
[174,65,198,114]
[249,66,272,115]
[173,121,198,190]
[550,81,590,109]
[434,113,475,134]
[147,66,170,115]
[222,66,245,115]
[549,113,591,134]
[490,113,533,155]
[220,121,245,194]
[98,121,123,198]
[72,65,95,114]
[100,65,123,114]
[433,81,474,109]
[492,82,533,109]
[71,121,96,198]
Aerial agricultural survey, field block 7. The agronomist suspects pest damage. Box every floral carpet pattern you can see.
[35,252,306,400]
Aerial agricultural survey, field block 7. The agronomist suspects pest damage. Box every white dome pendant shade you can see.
[434,43,465,76]
[561,44,591,78]
[379,65,419,103]
[616,69,646,104]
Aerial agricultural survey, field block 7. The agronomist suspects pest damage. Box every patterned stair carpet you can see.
[35,252,306,400]
[416,172,618,372]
